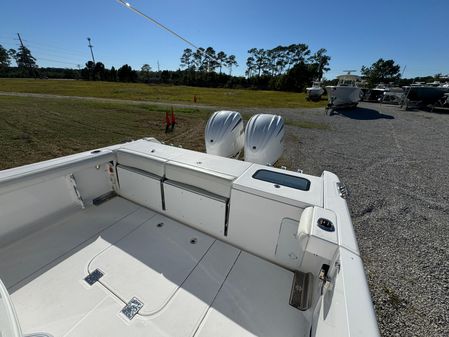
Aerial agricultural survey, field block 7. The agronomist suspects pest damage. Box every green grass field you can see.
[0,95,327,170]
[0,78,326,109]
[0,95,211,169]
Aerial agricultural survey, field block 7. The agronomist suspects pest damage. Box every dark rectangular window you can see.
[252,170,310,191]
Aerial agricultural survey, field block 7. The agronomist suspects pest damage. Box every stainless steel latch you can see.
[319,264,332,295]
[337,181,349,199]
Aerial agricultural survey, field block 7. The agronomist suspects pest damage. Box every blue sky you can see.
[0,0,448,79]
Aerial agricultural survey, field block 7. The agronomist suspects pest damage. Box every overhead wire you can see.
[20,39,137,68]
[25,40,85,56]
[36,57,82,66]
[115,0,222,65]
[26,45,86,60]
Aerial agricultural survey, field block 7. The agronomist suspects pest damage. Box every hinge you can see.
[68,174,85,209]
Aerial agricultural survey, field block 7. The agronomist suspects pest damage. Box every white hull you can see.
[306,87,324,97]
[325,86,361,107]
[0,139,380,337]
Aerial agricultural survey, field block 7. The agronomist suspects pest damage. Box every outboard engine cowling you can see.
[244,114,284,165]
[205,110,244,158]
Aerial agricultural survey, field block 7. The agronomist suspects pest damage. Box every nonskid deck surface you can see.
[0,197,308,337]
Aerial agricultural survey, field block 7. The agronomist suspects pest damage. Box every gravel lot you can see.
[250,102,449,337]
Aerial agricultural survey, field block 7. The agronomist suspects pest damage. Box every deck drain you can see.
[156,222,164,228]
[190,238,198,244]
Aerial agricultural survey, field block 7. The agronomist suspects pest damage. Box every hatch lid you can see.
[88,214,214,316]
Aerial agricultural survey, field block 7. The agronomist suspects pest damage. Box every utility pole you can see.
[17,33,25,48]
[157,60,160,72]
[87,37,96,64]
[17,33,35,77]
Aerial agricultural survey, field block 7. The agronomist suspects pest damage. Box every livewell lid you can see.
[87,215,214,316]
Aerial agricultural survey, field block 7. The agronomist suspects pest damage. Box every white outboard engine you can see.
[205,110,244,158]
[244,114,284,165]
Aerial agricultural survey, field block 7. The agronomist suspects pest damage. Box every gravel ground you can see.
[245,102,449,337]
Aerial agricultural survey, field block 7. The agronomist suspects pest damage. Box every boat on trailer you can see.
[325,71,363,112]
[306,82,325,101]
[402,83,449,108]
[0,138,380,337]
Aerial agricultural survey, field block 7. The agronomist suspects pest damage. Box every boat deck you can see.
[0,197,309,337]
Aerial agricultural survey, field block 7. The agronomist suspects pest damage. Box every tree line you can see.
[0,42,330,91]
[0,44,38,77]
[1,42,445,90]
[180,47,238,75]
[164,44,332,91]
[0,42,324,91]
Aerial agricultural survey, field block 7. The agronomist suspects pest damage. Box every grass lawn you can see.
[0,78,327,109]
[0,95,327,170]
[0,95,211,169]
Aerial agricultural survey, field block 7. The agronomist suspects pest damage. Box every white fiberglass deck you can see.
[0,197,308,337]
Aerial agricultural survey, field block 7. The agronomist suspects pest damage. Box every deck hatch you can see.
[87,214,214,316]
[252,170,311,191]
[121,297,144,320]
[84,269,104,285]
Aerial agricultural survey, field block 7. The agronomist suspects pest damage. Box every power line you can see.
[25,42,85,56]
[27,45,86,60]
[0,36,17,45]
[36,57,82,66]
[13,34,83,69]
[25,40,85,54]
[1,36,87,61]
[116,1,199,50]
[115,0,221,64]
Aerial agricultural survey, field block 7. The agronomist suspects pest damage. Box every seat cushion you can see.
[116,149,166,177]
[165,161,234,198]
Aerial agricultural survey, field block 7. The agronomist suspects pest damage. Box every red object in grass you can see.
[165,111,171,126]
[171,107,176,125]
